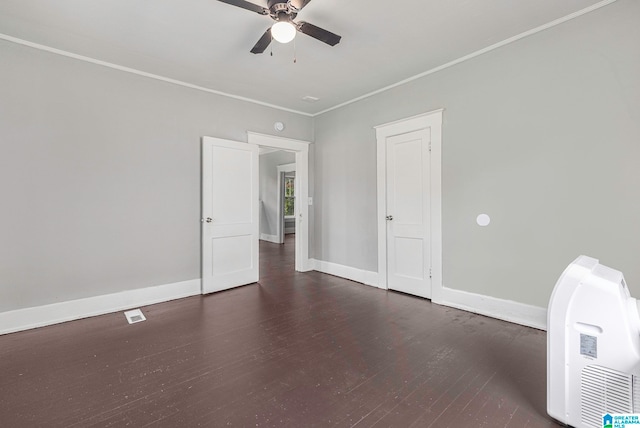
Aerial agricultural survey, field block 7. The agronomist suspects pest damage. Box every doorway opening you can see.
[279,163,296,244]
[201,133,311,296]
[248,132,311,274]
[258,150,296,274]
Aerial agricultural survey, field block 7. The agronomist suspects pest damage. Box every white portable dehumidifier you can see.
[548,255,640,428]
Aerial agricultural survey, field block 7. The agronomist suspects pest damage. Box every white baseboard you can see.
[0,279,201,335]
[434,287,547,330]
[299,258,315,273]
[284,228,295,234]
[260,233,280,244]
[310,259,547,330]
[0,270,548,335]
[310,258,381,289]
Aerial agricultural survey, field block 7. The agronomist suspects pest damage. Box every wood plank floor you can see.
[0,236,560,427]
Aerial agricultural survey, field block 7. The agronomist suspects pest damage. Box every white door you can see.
[386,129,431,298]
[202,136,259,294]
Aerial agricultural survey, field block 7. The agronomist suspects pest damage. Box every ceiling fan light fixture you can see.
[271,21,296,44]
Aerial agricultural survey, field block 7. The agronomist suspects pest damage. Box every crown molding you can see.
[313,0,618,116]
[0,33,313,117]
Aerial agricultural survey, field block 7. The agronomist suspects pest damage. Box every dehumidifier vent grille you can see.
[581,365,633,428]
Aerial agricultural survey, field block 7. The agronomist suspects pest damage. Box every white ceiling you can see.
[0,0,612,115]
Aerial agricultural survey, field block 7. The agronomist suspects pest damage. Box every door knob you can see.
[201,217,213,223]
[386,215,393,221]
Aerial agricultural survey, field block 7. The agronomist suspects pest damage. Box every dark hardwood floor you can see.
[0,235,559,427]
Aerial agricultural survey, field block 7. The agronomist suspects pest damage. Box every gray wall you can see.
[259,151,295,237]
[0,40,312,312]
[312,0,640,308]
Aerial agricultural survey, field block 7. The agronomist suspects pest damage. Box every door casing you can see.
[375,110,444,302]
[277,162,296,244]
[248,132,312,273]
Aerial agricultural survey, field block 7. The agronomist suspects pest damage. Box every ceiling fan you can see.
[217,0,342,54]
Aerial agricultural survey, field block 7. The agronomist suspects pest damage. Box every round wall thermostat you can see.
[274,122,285,132]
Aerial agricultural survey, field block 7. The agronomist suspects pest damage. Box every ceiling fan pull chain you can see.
[293,37,297,63]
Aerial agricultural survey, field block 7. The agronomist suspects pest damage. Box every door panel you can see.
[211,235,253,274]
[386,129,431,298]
[393,237,425,280]
[211,145,253,224]
[202,137,259,294]
[393,138,424,225]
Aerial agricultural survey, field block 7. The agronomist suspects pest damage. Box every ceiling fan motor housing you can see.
[268,0,296,20]
[268,0,297,21]
[267,0,289,9]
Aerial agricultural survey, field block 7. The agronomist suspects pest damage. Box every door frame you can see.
[248,132,312,272]
[277,162,296,244]
[374,109,444,302]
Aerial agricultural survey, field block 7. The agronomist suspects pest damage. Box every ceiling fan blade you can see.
[290,0,312,11]
[297,21,341,46]
[216,0,269,15]
[250,28,272,54]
